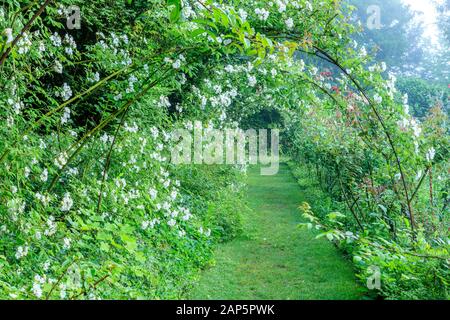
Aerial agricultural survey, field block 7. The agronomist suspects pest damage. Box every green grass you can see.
[188,163,365,300]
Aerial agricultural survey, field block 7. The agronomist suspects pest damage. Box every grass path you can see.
[189,163,364,300]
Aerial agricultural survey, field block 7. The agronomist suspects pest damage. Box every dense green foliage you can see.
[396,77,449,118]
[0,0,249,299]
[0,0,448,300]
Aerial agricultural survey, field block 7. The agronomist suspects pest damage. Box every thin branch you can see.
[96,108,129,213]
[313,45,416,232]
[45,259,77,300]
[71,274,110,300]
[0,0,54,66]
[336,167,364,231]
[47,68,173,192]
[410,166,431,202]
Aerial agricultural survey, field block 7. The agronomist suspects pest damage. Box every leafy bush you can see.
[396,77,449,118]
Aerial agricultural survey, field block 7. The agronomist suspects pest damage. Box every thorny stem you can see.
[71,274,110,300]
[410,166,431,202]
[0,66,130,163]
[336,166,364,231]
[96,108,130,213]
[270,31,416,234]
[312,45,416,233]
[45,259,78,300]
[47,68,173,192]
[0,45,192,164]
[0,0,54,66]
[95,65,162,213]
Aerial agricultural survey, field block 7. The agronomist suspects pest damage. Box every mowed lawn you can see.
[189,163,365,300]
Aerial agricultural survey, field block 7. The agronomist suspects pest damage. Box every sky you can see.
[402,0,443,45]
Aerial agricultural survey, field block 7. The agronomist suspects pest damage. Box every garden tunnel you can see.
[0,0,448,300]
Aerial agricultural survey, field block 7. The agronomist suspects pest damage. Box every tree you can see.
[397,77,448,118]
[437,0,450,46]
[348,0,425,73]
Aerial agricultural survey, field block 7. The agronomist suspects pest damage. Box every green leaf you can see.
[169,6,181,23]
[192,19,219,31]
[97,231,112,241]
[189,28,207,38]
[100,242,110,252]
[168,0,182,23]
[125,239,138,252]
[135,252,146,263]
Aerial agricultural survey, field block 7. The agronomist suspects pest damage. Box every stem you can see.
[71,274,110,300]
[45,259,77,300]
[410,166,431,202]
[96,108,129,213]
[313,45,416,232]
[0,0,54,66]
[429,165,434,207]
[47,68,173,192]
[336,166,364,231]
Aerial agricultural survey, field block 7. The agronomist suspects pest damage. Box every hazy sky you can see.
[402,0,443,45]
